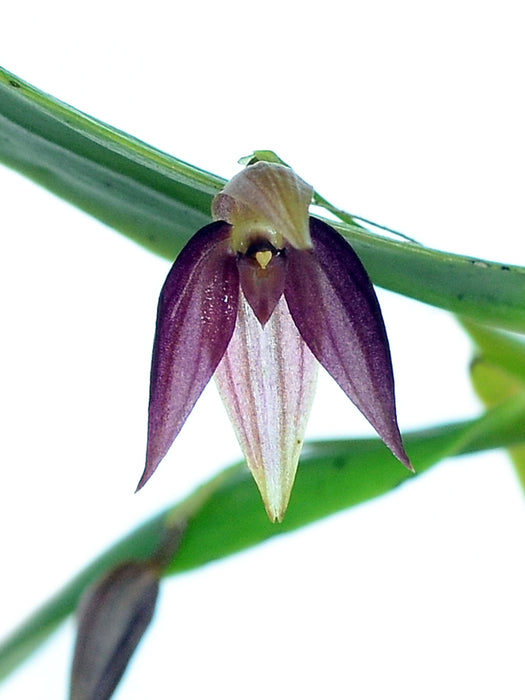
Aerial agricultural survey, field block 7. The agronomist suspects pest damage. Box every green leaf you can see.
[462,319,525,386]
[463,319,525,488]
[170,393,525,574]
[1,67,525,332]
[0,67,221,259]
[2,398,525,682]
[0,467,233,683]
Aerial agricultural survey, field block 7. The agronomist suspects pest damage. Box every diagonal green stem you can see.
[1,67,525,332]
[0,465,241,682]
[2,397,525,682]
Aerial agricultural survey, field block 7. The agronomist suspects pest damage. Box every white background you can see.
[1,1,525,698]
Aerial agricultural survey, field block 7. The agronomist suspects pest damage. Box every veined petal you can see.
[214,294,318,522]
[138,221,239,490]
[285,217,412,470]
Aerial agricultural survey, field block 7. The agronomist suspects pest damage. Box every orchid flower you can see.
[138,162,412,521]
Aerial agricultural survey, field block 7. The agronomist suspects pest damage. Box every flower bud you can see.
[69,562,159,700]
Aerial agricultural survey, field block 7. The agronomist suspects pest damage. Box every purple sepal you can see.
[285,217,412,470]
[137,221,239,490]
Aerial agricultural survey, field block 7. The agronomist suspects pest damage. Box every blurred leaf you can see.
[69,562,159,700]
[470,359,524,406]
[470,359,525,489]
[170,393,525,574]
[464,319,525,488]
[2,398,525,682]
[0,468,231,684]
[1,67,525,332]
[506,448,525,488]
[462,319,525,385]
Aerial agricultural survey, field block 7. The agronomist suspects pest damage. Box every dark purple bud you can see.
[69,562,159,700]
[285,217,412,470]
[138,221,239,490]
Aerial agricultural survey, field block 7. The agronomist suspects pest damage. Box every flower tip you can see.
[262,493,290,524]
[255,471,296,523]
[393,445,415,474]
[268,510,284,524]
[405,457,416,474]
[134,477,146,494]
[134,459,158,493]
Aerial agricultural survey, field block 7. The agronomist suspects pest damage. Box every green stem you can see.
[1,67,525,332]
[0,465,241,681]
[2,398,525,682]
